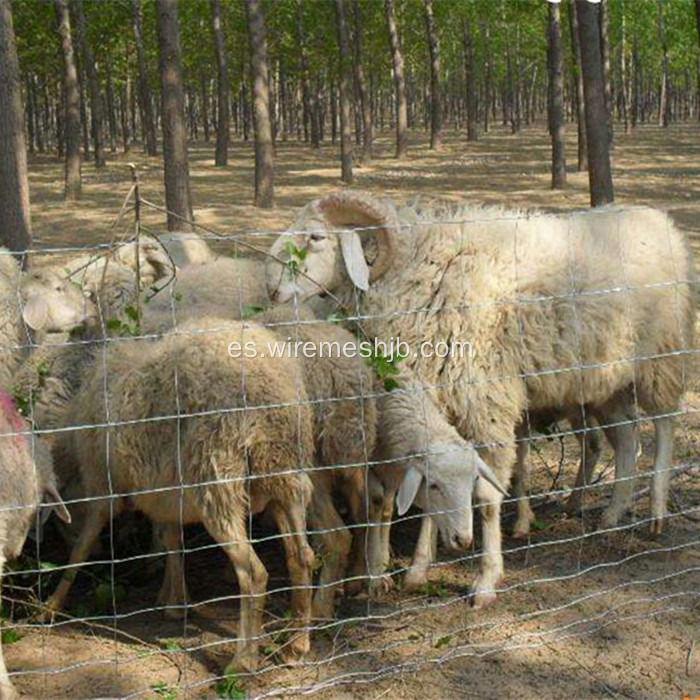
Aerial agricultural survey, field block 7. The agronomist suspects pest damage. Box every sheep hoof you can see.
[468,578,497,609]
[163,605,185,620]
[511,521,531,539]
[402,570,428,593]
[369,574,395,598]
[649,518,664,536]
[278,633,310,666]
[344,577,366,598]
[228,651,258,675]
[598,509,621,531]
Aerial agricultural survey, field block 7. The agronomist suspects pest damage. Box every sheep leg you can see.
[598,402,638,530]
[44,500,113,616]
[155,523,189,620]
[0,560,18,700]
[306,488,352,620]
[403,517,437,591]
[268,502,314,665]
[367,487,397,597]
[470,480,504,609]
[512,439,535,539]
[205,516,268,674]
[566,418,603,514]
[650,416,674,535]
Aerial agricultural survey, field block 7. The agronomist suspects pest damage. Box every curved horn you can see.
[316,191,399,282]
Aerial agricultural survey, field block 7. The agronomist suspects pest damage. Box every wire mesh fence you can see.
[1,186,699,699]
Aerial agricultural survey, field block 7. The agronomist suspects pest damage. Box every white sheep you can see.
[43,318,316,672]
[0,248,97,391]
[266,192,696,605]
[0,389,70,700]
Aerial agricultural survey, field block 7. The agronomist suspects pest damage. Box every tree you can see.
[547,0,566,189]
[576,0,614,206]
[463,15,477,142]
[696,0,700,122]
[0,0,31,256]
[210,0,229,166]
[74,0,105,167]
[245,0,274,207]
[423,0,442,149]
[132,0,157,156]
[385,0,408,158]
[55,0,81,201]
[334,0,353,183]
[657,0,670,127]
[155,0,194,230]
[352,0,372,161]
[599,0,613,143]
[569,0,587,172]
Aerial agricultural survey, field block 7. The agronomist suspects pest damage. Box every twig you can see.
[687,638,697,677]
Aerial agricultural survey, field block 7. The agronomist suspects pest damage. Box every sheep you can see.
[265,192,696,605]
[0,248,97,391]
[0,389,70,700]
[43,318,316,672]
[262,306,506,598]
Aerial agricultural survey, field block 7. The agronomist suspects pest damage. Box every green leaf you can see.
[241,304,264,320]
[216,668,246,699]
[1,628,21,645]
[435,635,451,649]
[124,305,140,322]
[531,519,547,531]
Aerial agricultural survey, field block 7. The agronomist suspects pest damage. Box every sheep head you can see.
[21,270,97,334]
[266,191,400,305]
[396,441,507,553]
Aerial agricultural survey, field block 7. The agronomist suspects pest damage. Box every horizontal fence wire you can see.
[0,194,698,699]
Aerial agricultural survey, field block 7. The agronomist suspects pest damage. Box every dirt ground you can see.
[5,123,700,699]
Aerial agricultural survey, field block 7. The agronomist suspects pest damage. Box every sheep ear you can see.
[22,295,49,331]
[396,467,423,517]
[340,231,370,291]
[477,457,509,496]
[43,483,72,524]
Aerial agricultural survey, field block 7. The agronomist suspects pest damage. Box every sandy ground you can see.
[4,123,700,699]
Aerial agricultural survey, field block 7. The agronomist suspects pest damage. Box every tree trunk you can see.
[695,0,700,122]
[245,0,274,207]
[105,60,118,151]
[657,0,670,127]
[463,17,477,142]
[120,80,131,152]
[569,0,588,172]
[55,0,81,200]
[482,19,490,133]
[74,0,105,167]
[334,0,353,183]
[0,0,32,256]
[548,1,566,189]
[132,0,157,155]
[576,0,614,206]
[385,0,408,158]
[423,0,442,149]
[619,0,630,134]
[200,75,210,141]
[210,0,229,166]
[155,0,194,230]
[352,0,372,160]
[599,0,613,143]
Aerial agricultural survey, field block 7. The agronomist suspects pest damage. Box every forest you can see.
[0,1,699,699]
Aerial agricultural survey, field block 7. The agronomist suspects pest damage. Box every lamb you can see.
[0,248,97,390]
[265,192,696,605]
[0,390,70,700]
[262,305,506,598]
[43,318,316,672]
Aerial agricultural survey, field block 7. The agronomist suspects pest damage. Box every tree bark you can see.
[482,19,490,133]
[463,17,477,142]
[568,0,587,171]
[695,0,700,122]
[132,0,157,155]
[334,0,353,183]
[352,0,372,160]
[423,0,442,149]
[74,0,105,167]
[657,0,670,128]
[385,0,408,158]
[210,0,229,166]
[245,0,274,207]
[55,0,81,200]
[155,0,194,230]
[105,59,118,151]
[619,0,630,134]
[599,0,613,143]
[576,0,614,206]
[0,0,32,256]
[548,1,566,189]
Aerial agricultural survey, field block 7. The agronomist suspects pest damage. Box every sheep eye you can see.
[309,233,324,242]
[429,483,440,492]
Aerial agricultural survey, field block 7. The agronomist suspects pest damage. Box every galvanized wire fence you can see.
[1,187,699,699]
